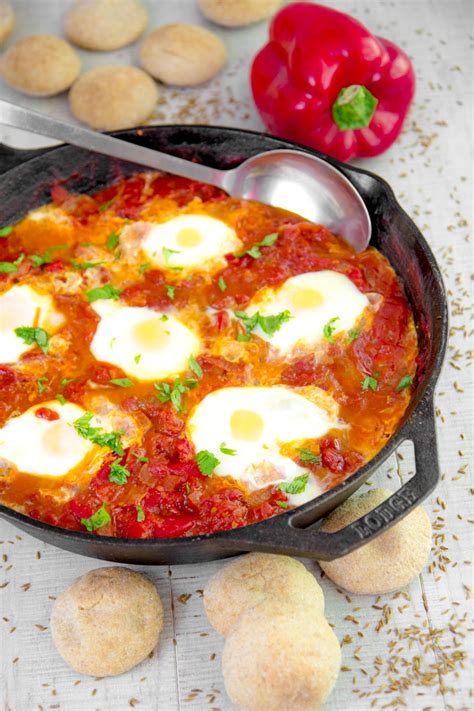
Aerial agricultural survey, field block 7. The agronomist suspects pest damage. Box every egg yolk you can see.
[230,409,264,441]
[176,227,202,248]
[291,288,323,309]
[132,318,170,349]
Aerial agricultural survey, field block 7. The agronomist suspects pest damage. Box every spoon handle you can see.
[0,99,222,186]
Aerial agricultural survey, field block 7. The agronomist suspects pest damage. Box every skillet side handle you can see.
[0,143,52,176]
[224,395,440,561]
[301,396,440,561]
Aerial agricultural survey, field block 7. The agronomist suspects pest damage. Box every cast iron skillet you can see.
[0,126,447,565]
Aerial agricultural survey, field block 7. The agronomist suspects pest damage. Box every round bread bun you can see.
[204,553,324,636]
[69,66,158,130]
[65,0,148,51]
[51,566,163,677]
[223,599,341,711]
[198,0,281,27]
[318,488,432,594]
[0,2,15,46]
[0,35,80,96]
[139,24,227,87]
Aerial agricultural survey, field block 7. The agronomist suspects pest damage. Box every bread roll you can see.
[223,598,341,711]
[198,0,281,27]
[0,35,80,96]
[69,66,158,130]
[139,24,227,87]
[65,0,148,51]
[51,566,163,676]
[204,552,324,636]
[0,1,14,46]
[318,488,432,594]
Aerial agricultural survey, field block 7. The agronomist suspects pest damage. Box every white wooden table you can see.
[1,1,473,709]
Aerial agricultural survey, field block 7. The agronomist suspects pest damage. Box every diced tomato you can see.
[44,260,65,272]
[216,310,230,331]
[35,407,60,421]
[153,514,195,538]
[0,367,15,388]
[68,499,94,522]
[51,184,70,205]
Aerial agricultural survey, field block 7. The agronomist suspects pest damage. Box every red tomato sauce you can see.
[0,173,418,538]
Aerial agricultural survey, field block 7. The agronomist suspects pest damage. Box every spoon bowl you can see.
[222,149,371,252]
[0,99,371,251]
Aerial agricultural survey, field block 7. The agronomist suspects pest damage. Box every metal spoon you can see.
[0,99,371,251]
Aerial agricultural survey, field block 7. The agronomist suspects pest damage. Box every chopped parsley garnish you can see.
[108,461,130,485]
[323,317,340,343]
[134,354,142,364]
[276,500,289,509]
[36,377,48,394]
[109,378,133,388]
[15,326,49,354]
[85,283,121,302]
[80,504,111,532]
[60,377,73,388]
[258,311,292,337]
[279,473,309,495]
[234,309,292,339]
[218,276,227,292]
[106,231,120,250]
[396,374,413,392]
[71,260,105,270]
[361,375,378,392]
[162,247,180,263]
[237,333,250,342]
[30,254,51,267]
[0,226,13,237]
[188,354,203,379]
[165,284,175,299]
[295,448,321,464]
[73,411,124,455]
[98,199,114,212]
[139,262,151,275]
[30,245,68,267]
[154,378,197,412]
[236,232,279,259]
[132,451,149,463]
[234,311,257,334]
[347,328,361,343]
[136,504,145,522]
[0,254,24,273]
[220,442,237,456]
[56,394,67,405]
[196,450,220,476]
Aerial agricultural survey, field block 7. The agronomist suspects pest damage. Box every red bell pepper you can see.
[251,2,415,162]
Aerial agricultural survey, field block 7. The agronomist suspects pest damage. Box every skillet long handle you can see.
[223,394,440,561]
[0,99,221,185]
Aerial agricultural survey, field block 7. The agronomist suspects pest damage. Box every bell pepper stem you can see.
[332,85,378,131]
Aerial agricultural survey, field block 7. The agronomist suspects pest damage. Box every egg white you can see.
[0,284,65,364]
[141,214,242,272]
[0,401,94,478]
[90,301,202,381]
[243,270,369,356]
[187,385,342,503]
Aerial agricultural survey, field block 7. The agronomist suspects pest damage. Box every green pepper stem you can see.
[332,85,378,131]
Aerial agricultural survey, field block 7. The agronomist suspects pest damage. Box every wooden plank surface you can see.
[1,1,473,709]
